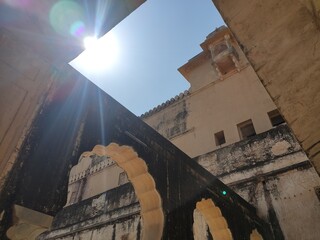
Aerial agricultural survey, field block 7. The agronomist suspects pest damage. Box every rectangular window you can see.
[237,119,256,140]
[214,131,226,146]
[268,109,285,127]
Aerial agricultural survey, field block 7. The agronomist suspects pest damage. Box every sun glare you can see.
[83,36,98,50]
[76,32,119,72]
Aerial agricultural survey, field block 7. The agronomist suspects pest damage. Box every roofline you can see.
[140,90,189,118]
[178,26,232,80]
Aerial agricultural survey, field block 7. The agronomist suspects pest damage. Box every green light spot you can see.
[222,190,227,195]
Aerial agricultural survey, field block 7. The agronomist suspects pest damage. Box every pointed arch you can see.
[193,198,233,240]
[90,143,164,240]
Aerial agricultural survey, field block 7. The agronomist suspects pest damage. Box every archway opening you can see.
[83,143,164,240]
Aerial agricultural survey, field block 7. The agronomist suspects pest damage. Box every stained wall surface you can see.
[39,183,141,240]
[235,169,320,240]
[0,28,58,186]
[195,126,320,240]
[211,0,320,174]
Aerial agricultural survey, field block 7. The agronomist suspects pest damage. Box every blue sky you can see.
[71,0,224,116]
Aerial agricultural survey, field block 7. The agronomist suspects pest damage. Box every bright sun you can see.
[83,36,98,50]
[80,33,119,71]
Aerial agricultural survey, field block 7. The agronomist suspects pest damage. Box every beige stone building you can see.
[142,27,281,158]
[142,26,320,240]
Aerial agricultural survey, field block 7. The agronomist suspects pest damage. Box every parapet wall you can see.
[194,125,320,239]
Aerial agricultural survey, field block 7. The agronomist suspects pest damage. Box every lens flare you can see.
[49,0,86,37]
[70,20,85,37]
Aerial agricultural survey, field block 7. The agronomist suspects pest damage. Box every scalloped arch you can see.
[194,198,233,240]
[91,143,164,240]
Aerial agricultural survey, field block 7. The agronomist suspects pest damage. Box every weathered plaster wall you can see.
[195,125,303,178]
[211,0,320,173]
[40,183,142,240]
[0,28,58,187]
[234,168,320,240]
[195,126,320,239]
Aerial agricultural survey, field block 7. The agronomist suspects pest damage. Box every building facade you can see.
[142,26,320,240]
[210,0,320,175]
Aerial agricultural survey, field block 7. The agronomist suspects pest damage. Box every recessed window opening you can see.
[268,109,285,127]
[214,131,226,146]
[237,119,256,140]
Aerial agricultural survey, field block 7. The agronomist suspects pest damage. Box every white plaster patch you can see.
[271,141,291,156]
